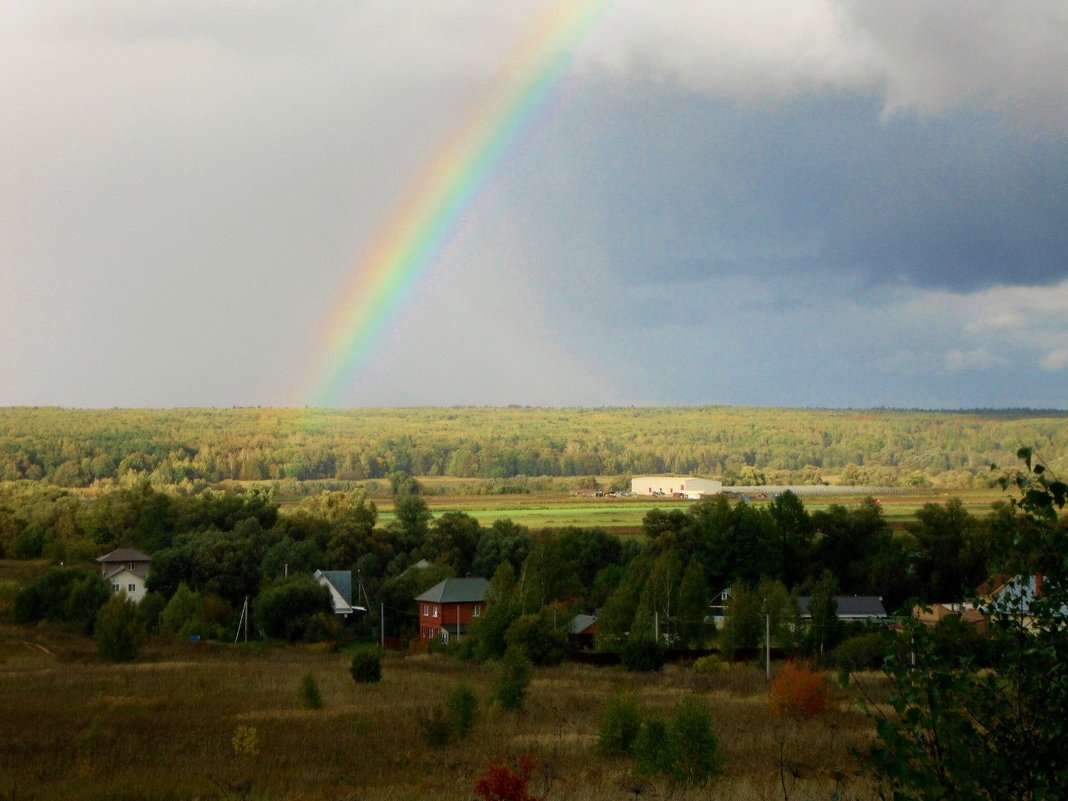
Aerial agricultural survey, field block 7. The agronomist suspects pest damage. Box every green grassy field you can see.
[371,487,1007,534]
[0,622,885,801]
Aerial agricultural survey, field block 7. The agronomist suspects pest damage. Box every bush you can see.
[632,719,673,777]
[621,636,666,672]
[302,611,342,644]
[474,755,540,801]
[160,582,201,635]
[137,591,167,634]
[94,593,145,662]
[254,576,333,642]
[350,649,382,684]
[596,691,642,757]
[691,654,725,674]
[13,568,85,625]
[504,610,568,667]
[447,682,479,739]
[492,647,533,712]
[299,672,323,709]
[769,662,830,718]
[833,632,887,672]
[231,724,259,758]
[420,705,453,747]
[64,575,110,635]
[667,697,722,784]
[632,698,722,785]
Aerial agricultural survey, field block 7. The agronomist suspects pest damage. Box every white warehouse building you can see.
[630,476,722,498]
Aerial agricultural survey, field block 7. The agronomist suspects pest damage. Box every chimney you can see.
[1035,572,1044,599]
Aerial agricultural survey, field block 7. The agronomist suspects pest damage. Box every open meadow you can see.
[371,486,1007,535]
[0,622,885,801]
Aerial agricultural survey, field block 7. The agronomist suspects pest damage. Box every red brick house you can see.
[415,577,489,643]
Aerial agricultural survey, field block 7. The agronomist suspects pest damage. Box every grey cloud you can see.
[584,1,1068,134]
[515,80,1068,293]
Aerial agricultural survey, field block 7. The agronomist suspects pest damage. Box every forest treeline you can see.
[1,406,1066,489]
[2,476,1030,657]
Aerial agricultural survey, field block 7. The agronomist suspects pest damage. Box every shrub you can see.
[691,654,725,674]
[621,636,666,672]
[504,610,568,667]
[492,647,533,712]
[64,575,110,635]
[94,593,146,662]
[254,576,333,642]
[632,719,673,777]
[420,705,453,747]
[302,611,342,644]
[231,724,259,758]
[447,682,479,739]
[11,528,45,559]
[137,591,167,634]
[667,696,722,784]
[350,649,382,684]
[632,698,722,785]
[833,632,887,672]
[596,691,642,757]
[13,568,84,625]
[769,662,830,718]
[299,672,323,709]
[160,582,201,635]
[474,755,540,801]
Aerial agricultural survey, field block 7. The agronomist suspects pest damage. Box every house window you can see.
[112,584,119,592]
[423,603,429,616]
[432,605,438,618]
[128,584,136,593]
[127,562,135,570]
[473,606,481,617]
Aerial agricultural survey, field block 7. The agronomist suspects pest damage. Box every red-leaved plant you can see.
[474,755,541,801]
[769,661,830,718]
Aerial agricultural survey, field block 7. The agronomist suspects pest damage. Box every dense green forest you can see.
[1,406,1066,488]
[0,479,1012,649]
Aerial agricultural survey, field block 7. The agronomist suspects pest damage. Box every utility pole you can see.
[765,612,771,681]
[234,596,249,644]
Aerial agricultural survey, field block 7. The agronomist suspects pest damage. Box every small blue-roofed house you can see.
[314,569,366,618]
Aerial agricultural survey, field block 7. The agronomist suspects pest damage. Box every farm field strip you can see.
[371,489,1005,532]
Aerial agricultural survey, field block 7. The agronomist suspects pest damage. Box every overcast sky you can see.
[3,1,1067,409]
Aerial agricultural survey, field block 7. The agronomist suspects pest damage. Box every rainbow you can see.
[308,0,611,406]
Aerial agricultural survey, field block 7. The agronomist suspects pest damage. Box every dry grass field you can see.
[0,623,887,801]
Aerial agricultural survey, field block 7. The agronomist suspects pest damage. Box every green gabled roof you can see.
[414,577,489,604]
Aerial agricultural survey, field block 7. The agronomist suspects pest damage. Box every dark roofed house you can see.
[568,614,598,650]
[415,577,489,644]
[96,548,152,604]
[797,595,887,621]
[314,569,366,618]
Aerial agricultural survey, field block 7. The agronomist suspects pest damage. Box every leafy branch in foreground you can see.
[859,448,1068,801]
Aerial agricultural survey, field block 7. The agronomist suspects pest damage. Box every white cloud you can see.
[944,348,1005,372]
[1041,349,1068,371]
[582,0,1068,132]
[581,0,880,97]
[962,281,1068,336]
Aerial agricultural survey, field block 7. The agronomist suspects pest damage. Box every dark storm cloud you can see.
[3,1,1067,408]
[538,82,1068,293]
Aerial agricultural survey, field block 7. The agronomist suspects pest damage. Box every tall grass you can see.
[0,625,881,800]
